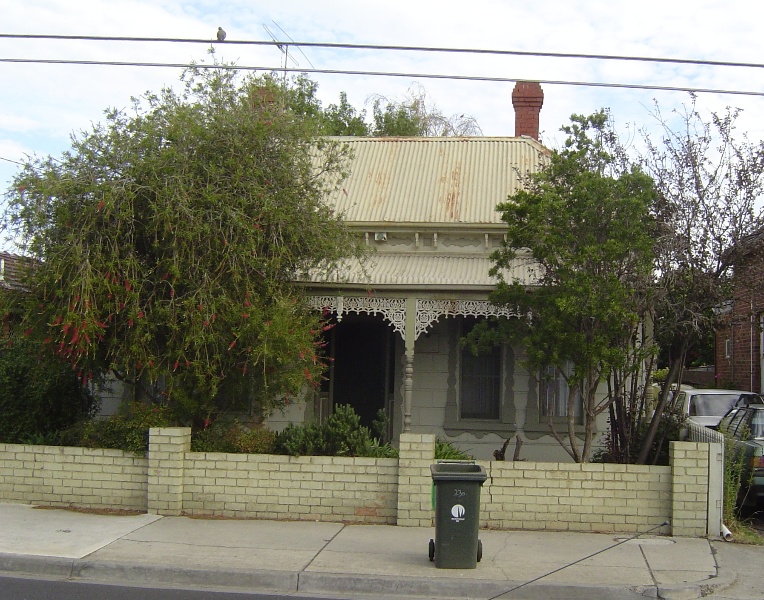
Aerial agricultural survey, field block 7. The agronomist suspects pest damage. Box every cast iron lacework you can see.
[308,296,406,339]
[415,299,521,340]
[309,296,521,342]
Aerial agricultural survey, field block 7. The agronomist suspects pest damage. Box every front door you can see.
[325,313,394,434]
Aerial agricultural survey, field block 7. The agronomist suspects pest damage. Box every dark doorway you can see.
[326,314,393,432]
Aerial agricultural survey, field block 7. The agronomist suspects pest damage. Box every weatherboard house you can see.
[269,82,600,462]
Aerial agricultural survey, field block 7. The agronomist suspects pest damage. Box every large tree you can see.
[1,67,361,425]
[636,96,764,463]
[476,111,657,462]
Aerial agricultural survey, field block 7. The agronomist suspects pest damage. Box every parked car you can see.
[717,404,764,507]
[669,388,753,428]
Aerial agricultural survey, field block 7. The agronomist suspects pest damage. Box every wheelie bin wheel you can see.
[477,539,482,562]
[429,539,435,561]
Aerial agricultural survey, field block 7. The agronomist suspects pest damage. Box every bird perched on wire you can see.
[216,27,226,41]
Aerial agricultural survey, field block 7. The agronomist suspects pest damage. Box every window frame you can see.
[457,317,503,422]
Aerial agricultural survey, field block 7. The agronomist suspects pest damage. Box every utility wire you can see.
[0,57,762,97]
[1,33,763,71]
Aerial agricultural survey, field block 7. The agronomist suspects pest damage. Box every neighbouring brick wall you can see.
[0,443,148,511]
[482,460,671,534]
[182,453,398,523]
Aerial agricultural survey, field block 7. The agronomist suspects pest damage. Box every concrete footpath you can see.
[0,503,741,599]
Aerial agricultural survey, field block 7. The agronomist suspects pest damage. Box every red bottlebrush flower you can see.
[137,311,144,318]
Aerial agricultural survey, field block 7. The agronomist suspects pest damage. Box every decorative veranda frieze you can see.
[308,296,407,339]
[309,296,521,342]
[415,299,521,339]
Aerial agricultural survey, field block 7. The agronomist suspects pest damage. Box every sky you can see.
[3,0,764,250]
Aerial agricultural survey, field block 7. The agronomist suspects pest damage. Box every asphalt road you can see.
[0,575,357,600]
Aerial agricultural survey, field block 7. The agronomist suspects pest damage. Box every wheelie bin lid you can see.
[430,461,487,482]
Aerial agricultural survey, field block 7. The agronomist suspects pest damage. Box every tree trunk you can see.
[635,338,688,464]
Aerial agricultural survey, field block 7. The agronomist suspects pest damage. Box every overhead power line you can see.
[1,33,764,71]
[0,57,763,98]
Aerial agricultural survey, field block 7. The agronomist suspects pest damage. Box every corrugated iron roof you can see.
[306,253,540,289]
[323,137,548,225]
[0,252,36,291]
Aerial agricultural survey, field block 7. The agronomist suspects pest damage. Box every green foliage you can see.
[2,63,362,425]
[652,367,669,383]
[320,91,370,136]
[483,110,658,463]
[58,401,173,454]
[191,418,276,454]
[723,433,748,522]
[434,438,473,460]
[371,408,390,444]
[372,97,426,136]
[593,410,685,465]
[0,335,98,443]
[273,404,398,458]
[370,84,481,137]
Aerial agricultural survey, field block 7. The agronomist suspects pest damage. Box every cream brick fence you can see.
[0,429,717,536]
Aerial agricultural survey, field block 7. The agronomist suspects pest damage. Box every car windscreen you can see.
[751,413,764,438]
[689,394,742,417]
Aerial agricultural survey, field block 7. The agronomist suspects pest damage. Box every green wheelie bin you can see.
[428,461,487,569]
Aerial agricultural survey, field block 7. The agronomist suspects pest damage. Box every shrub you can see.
[59,401,173,454]
[274,404,398,458]
[0,336,98,443]
[191,419,276,454]
[434,438,473,460]
[592,410,686,465]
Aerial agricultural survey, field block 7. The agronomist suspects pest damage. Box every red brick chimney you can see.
[512,81,544,141]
